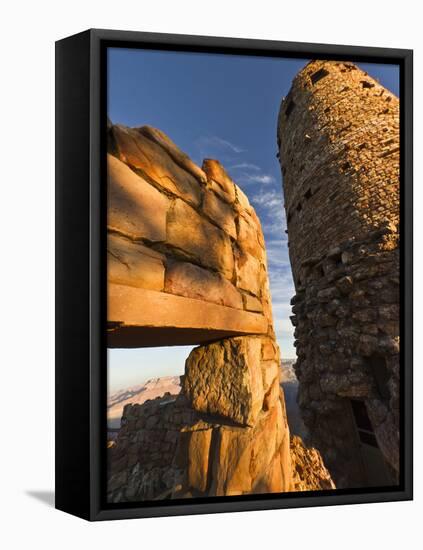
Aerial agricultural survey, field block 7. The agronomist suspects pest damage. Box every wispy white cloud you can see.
[274,319,296,358]
[274,319,295,335]
[238,173,276,185]
[262,220,285,239]
[267,255,290,271]
[197,136,245,154]
[229,162,261,171]
[251,188,281,206]
[269,273,295,304]
[266,237,289,251]
[267,268,296,358]
[250,189,285,223]
[195,144,276,189]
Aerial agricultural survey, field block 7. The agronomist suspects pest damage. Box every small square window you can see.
[310,68,329,85]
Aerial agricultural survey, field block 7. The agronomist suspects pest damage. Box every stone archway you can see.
[106,123,333,501]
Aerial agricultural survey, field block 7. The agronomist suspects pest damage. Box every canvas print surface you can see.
[106,49,400,503]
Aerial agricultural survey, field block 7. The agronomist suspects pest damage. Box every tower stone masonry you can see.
[278,60,400,488]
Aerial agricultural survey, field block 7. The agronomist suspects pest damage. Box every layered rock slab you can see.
[166,199,234,279]
[164,261,243,310]
[108,233,165,291]
[108,285,268,347]
[108,153,169,241]
[111,124,203,207]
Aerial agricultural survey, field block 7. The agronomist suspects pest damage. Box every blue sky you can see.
[107,48,399,392]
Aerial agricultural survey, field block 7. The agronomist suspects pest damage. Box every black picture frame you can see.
[55,28,413,521]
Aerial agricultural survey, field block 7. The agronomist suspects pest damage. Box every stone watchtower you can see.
[277,61,400,488]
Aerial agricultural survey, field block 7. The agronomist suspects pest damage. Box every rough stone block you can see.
[336,275,354,294]
[112,125,202,207]
[261,360,280,393]
[261,338,279,360]
[352,309,377,323]
[242,293,263,313]
[236,250,261,296]
[209,402,288,496]
[235,185,252,213]
[202,159,236,203]
[317,287,340,302]
[108,154,169,241]
[187,429,213,492]
[108,233,165,291]
[203,190,237,238]
[249,209,266,248]
[183,337,264,426]
[263,378,281,412]
[165,261,243,309]
[253,431,292,494]
[167,199,234,279]
[208,179,233,205]
[210,425,253,496]
[137,126,207,184]
[237,212,263,258]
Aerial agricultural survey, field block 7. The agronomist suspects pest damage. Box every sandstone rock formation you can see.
[277,61,399,488]
[290,436,336,491]
[106,122,334,501]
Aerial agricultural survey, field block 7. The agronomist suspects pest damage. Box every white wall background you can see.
[1,1,420,548]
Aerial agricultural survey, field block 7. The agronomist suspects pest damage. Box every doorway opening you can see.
[350,399,393,486]
[366,354,391,402]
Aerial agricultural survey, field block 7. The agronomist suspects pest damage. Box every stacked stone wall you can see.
[278,60,400,487]
[278,60,399,286]
[289,227,399,486]
[107,124,272,336]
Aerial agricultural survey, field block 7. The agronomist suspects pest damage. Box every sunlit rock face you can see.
[278,61,400,488]
[107,125,271,348]
[106,123,333,502]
